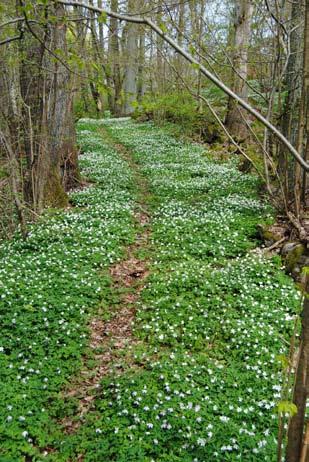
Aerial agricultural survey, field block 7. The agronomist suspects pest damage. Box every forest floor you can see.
[0,119,300,462]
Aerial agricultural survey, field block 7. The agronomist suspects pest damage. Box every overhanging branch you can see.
[57,0,309,172]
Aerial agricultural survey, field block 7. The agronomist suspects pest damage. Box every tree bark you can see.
[155,0,165,95]
[225,0,253,141]
[278,1,303,203]
[137,24,145,103]
[294,0,309,218]
[122,0,138,115]
[18,2,78,211]
[108,0,122,116]
[286,275,309,462]
[301,0,309,208]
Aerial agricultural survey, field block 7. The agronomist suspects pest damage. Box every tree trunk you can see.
[19,2,77,211]
[98,0,104,49]
[137,25,145,103]
[19,16,47,210]
[279,1,303,204]
[225,0,253,141]
[108,0,122,116]
[122,0,138,115]
[301,0,309,207]
[294,0,309,217]
[155,0,165,95]
[175,0,185,91]
[286,275,309,462]
[43,3,78,204]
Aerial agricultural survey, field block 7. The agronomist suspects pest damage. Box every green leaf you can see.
[159,22,167,34]
[98,12,107,24]
[276,354,289,369]
[277,401,298,417]
[191,62,200,71]
[188,45,196,55]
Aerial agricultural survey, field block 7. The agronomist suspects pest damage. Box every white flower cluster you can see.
[70,119,299,461]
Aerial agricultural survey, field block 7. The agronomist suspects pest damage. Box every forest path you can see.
[49,119,298,461]
[58,125,153,438]
[0,119,299,462]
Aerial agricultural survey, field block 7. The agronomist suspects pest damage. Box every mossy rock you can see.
[258,224,285,244]
[200,122,222,143]
[282,242,305,273]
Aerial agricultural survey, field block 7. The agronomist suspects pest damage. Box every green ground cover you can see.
[0,119,299,461]
[0,122,137,460]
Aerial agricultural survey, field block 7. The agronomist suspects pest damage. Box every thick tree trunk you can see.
[44,4,78,205]
[19,18,48,210]
[18,3,77,211]
[59,98,79,191]
[225,0,253,141]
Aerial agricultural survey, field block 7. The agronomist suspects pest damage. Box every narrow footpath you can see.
[0,119,299,462]
[59,125,152,438]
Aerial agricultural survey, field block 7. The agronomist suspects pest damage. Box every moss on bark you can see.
[44,166,68,208]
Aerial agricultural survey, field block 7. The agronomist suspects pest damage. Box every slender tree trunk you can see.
[189,0,205,113]
[123,0,138,115]
[156,0,165,94]
[197,1,205,113]
[286,276,309,462]
[279,0,303,203]
[175,0,185,91]
[98,0,104,49]
[225,0,253,140]
[74,3,92,116]
[89,0,103,114]
[294,0,309,217]
[108,0,122,116]
[301,0,309,206]
[137,25,145,103]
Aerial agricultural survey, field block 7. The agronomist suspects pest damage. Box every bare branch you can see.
[0,17,24,29]
[264,0,288,36]
[160,47,266,180]
[56,0,309,172]
[0,34,23,46]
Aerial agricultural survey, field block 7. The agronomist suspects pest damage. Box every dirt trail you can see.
[59,128,151,436]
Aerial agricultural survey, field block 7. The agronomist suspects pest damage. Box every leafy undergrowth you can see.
[51,120,299,462]
[0,122,137,460]
[0,119,299,462]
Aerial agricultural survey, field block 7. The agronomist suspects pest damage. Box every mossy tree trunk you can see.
[18,1,78,211]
